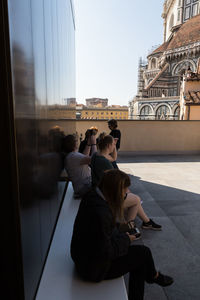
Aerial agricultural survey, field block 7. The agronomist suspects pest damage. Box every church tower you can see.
[162,0,200,42]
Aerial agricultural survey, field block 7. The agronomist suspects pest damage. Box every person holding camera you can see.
[79,127,98,155]
[71,169,173,300]
[63,134,97,198]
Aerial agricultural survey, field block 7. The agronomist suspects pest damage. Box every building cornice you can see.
[135,96,179,102]
[81,107,128,111]
[164,41,200,59]
[143,69,160,76]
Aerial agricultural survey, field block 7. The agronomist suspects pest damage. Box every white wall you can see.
[165,0,181,41]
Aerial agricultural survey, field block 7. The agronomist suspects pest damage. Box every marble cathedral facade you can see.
[129,0,200,120]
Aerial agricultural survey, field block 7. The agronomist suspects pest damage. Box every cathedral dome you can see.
[151,14,200,56]
[167,14,200,50]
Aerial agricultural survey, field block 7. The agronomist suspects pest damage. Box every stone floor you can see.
[117,154,200,300]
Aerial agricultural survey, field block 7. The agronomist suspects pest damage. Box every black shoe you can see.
[142,219,162,231]
[153,272,174,287]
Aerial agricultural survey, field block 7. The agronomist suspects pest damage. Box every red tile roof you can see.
[151,15,200,55]
[152,41,170,54]
[167,14,200,50]
[185,90,200,103]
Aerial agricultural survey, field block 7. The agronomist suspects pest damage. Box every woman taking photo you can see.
[63,134,97,198]
[71,170,173,300]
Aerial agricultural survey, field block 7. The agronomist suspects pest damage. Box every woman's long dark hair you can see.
[99,169,130,222]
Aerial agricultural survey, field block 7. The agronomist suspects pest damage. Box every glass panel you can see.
[7,0,75,298]
[184,6,191,19]
[192,3,199,15]
[177,9,181,21]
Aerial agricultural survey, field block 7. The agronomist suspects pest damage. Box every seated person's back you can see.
[91,135,117,187]
[63,134,97,197]
[91,152,113,187]
[65,151,91,196]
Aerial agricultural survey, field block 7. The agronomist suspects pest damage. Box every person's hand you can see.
[114,138,118,145]
[90,134,97,145]
[126,232,137,242]
[86,135,92,145]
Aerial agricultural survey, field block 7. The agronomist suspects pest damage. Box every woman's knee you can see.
[124,193,141,208]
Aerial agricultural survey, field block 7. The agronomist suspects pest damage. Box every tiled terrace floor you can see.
[117,154,200,300]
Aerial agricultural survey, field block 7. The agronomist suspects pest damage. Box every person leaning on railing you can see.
[70,169,173,300]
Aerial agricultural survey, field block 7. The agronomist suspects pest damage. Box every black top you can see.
[90,152,114,186]
[109,129,121,150]
[70,188,130,282]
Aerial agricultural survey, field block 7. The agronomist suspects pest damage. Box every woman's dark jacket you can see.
[70,188,130,282]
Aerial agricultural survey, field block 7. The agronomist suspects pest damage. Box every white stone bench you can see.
[36,182,128,300]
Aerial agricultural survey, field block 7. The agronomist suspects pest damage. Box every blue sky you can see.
[74,0,164,106]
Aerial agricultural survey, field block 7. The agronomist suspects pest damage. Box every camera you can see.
[88,129,96,136]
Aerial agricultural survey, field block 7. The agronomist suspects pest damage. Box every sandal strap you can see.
[127,220,135,229]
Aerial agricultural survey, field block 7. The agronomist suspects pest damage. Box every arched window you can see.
[156,105,170,120]
[169,13,174,30]
[174,106,180,120]
[140,105,153,120]
[151,58,156,69]
[173,60,195,76]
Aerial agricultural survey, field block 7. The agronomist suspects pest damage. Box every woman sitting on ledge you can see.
[91,135,162,232]
[63,134,97,198]
[71,169,173,300]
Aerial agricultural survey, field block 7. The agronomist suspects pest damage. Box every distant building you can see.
[64,98,76,106]
[85,98,108,107]
[129,0,200,120]
[40,105,76,119]
[76,105,128,120]
[76,104,84,119]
